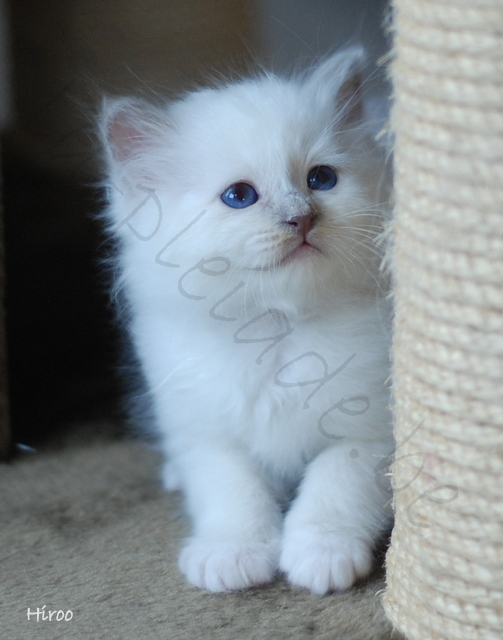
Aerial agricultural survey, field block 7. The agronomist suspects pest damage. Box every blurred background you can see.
[0,0,389,447]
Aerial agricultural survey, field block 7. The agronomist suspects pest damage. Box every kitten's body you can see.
[101,48,393,594]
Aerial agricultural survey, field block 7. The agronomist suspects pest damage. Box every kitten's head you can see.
[100,47,390,312]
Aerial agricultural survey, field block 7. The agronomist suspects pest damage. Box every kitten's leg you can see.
[280,442,391,594]
[173,444,281,592]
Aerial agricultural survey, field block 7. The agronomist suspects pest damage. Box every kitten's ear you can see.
[100,97,171,175]
[307,47,366,127]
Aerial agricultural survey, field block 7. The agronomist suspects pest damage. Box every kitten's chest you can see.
[153,306,387,471]
[183,309,369,423]
[212,320,362,461]
[227,316,353,398]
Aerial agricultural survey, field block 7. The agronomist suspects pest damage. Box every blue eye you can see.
[307,165,338,191]
[220,182,258,209]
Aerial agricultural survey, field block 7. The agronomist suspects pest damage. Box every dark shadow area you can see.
[2,148,122,447]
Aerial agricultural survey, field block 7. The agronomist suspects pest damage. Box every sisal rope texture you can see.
[383,0,503,638]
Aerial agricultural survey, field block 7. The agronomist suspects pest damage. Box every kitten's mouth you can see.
[275,239,320,268]
[248,240,320,272]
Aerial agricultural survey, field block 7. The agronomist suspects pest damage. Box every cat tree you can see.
[383,0,503,638]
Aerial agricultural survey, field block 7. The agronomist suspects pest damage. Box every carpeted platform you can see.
[1,428,399,640]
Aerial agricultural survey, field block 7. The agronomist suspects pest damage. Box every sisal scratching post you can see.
[383,0,503,638]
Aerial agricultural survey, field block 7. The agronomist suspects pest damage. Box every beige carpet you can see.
[1,428,400,640]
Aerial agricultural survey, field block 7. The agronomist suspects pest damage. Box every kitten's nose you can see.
[286,213,316,238]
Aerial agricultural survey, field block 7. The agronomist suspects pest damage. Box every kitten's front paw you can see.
[280,528,373,595]
[179,538,279,592]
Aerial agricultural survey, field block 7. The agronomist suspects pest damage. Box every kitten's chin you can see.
[282,241,319,264]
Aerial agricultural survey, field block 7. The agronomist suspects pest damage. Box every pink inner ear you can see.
[336,74,364,126]
[107,111,147,163]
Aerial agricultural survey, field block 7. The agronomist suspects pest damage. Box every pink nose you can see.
[286,213,315,238]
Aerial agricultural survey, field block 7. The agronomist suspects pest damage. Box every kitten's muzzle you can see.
[285,212,317,240]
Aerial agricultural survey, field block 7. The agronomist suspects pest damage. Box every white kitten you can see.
[100,47,393,594]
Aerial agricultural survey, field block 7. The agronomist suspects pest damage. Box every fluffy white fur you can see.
[100,47,393,594]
